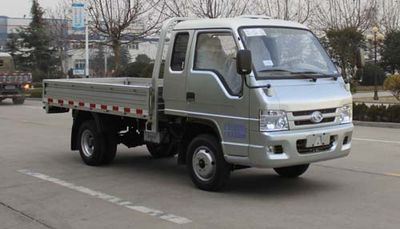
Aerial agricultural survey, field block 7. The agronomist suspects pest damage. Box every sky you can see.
[0,0,62,18]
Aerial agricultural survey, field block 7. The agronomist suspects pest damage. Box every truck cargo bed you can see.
[43,77,163,119]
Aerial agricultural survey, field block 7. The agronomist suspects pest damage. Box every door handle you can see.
[186,92,195,102]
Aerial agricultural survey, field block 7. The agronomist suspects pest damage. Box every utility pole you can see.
[104,46,108,77]
[85,9,90,78]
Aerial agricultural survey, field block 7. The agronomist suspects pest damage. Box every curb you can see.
[354,121,400,129]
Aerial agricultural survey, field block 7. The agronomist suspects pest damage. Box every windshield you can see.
[239,27,338,78]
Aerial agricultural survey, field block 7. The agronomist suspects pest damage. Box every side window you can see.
[194,32,242,95]
[170,33,189,71]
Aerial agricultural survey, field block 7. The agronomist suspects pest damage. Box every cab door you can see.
[185,30,250,157]
[163,31,193,112]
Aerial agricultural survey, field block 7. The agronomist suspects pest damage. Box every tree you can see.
[6,32,29,71]
[47,0,73,74]
[359,63,385,86]
[382,30,400,73]
[250,0,313,23]
[378,0,400,33]
[325,27,364,79]
[90,45,106,77]
[311,0,376,32]
[6,0,60,81]
[119,54,153,78]
[161,0,250,18]
[135,54,151,64]
[384,74,400,101]
[87,0,163,72]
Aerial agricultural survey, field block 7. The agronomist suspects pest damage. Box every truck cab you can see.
[162,17,353,169]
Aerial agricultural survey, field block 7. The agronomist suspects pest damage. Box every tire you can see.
[146,143,177,158]
[187,134,231,191]
[274,164,310,178]
[12,97,25,105]
[102,132,118,164]
[78,120,117,166]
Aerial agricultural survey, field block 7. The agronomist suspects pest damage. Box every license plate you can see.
[306,133,330,148]
[5,85,16,90]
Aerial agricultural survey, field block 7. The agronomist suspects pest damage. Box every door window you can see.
[170,33,190,71]
[194,32,242,95]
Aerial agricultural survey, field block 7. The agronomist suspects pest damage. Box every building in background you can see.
[0,15,159,77]
[0,16,9,51]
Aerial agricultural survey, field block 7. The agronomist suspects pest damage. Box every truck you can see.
[0,53,32,104]
[43,16,354,191]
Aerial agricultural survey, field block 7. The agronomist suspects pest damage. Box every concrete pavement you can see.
[0,99,399,229]
[352,91,391,98]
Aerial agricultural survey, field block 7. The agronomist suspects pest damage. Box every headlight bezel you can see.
[259,110,289,132]
[339,104,353,124]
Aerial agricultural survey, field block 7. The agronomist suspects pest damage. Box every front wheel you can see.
[187,134,231,191]
[12,97,25,105]
[274,164,310,178]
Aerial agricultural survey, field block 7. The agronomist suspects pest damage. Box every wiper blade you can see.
[291,71,322,75]
[291,71,339,81]
[258,69,339,81]
[258,68,293,73]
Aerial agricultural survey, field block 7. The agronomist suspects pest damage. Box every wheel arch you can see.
[178,118,222,165]
[71,110,101,151]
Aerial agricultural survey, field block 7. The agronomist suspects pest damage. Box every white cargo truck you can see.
[43,17,354,191]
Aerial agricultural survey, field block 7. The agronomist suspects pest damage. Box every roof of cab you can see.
[173,17,308,31]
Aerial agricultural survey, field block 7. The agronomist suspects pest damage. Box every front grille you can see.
[291,108,337,127]
[297,136,336,154]
[1,91,18,95]
[292,108,336,117]
[294,117,335,126]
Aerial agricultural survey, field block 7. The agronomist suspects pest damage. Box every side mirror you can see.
[236,50,252,75]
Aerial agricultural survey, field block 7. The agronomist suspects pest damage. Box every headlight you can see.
[23,84,30,90]
[339,104,352,124]
[260,110,289,132]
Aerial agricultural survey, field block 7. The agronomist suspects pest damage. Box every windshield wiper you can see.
[291,71,339,81]
[258,69,339,82]
[258,68,293,73]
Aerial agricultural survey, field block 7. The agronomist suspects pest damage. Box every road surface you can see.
[0,100,399,229]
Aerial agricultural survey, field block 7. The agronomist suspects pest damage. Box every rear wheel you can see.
[274,164,310,178]
[12,97,25,105]
[146,143,177,158]
[78,120,117,166]
[187,134,231,191]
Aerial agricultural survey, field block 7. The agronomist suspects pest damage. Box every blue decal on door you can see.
[223,124,246,139]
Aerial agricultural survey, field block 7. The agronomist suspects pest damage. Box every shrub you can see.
[29,88,42,98]
[353,102,400,123]
[383,74,400,101]
[386,105,400,122]
[360,63,385,86]
[353,102,368,120]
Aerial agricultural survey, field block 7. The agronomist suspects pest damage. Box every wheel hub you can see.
[192,147,216,182]
[81,129,95,157]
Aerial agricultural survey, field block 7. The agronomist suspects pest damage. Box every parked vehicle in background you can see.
[0,53,32,104]
[43,17,354,191]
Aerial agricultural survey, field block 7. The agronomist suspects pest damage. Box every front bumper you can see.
[225,124,353,168]
[0,87,27,99]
